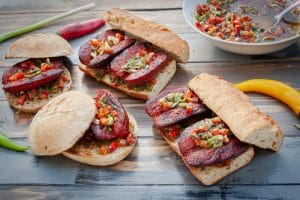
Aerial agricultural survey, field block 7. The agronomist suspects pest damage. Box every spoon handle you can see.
[275,0,300,20]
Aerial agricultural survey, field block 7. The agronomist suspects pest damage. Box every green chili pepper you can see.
[0,133,29,152]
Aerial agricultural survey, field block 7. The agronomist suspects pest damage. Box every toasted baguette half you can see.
[79,60,176,100]
[5,33,73,59]
[63,112,137,166]
[5,66,72,113]
[189,73,284,151]
[28,91,96,155]
[157,128,255,186]
[103,8,189,64]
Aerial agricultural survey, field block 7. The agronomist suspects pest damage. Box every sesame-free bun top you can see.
[28,90,96,156]
[188,73,284,151]
[103,7,189,64]
[5,33,73,58]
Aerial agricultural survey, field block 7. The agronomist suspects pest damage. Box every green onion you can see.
[0,3,95,43]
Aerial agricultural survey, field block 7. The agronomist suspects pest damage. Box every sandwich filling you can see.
[145,87,250,167]
[78,30,172,92]
[145,86,209,127]
[67,89,136,156]
[2,58,70,105]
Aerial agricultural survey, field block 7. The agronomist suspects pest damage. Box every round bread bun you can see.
[5,33,73,59]
[62,112,137,166]
[28,90,96,156]
[5,66,72,113]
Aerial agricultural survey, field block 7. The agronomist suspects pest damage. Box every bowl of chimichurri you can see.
[183,0,300,55]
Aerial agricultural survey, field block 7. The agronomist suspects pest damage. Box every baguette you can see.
[103,8,189,64]
[189,73,284,151]
[79,60,176,100]
[157,128,254,186]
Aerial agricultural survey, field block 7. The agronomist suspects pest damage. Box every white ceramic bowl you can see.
[183,0,300,55]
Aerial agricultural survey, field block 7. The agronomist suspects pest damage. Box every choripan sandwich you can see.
[28,90,137,166]
[78,7,189,100]
[2,33,73,113]
[145,73,284,185]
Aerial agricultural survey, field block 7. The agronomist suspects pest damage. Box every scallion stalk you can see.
[0,3,95,43]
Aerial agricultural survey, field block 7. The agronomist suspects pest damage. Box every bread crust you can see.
[5,33,73,59]
[157,128,254,186]
[188,73,284,151]
[103,8,189,64]
[62,112,137,166]
[28,91,96,156]
[5,66,72,113]
[79,60,176,100]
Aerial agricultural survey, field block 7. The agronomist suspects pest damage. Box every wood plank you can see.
[0,0,182,13]
[0,11,299,64]
[0,185,299,200]
[1,62,299,138]
[0,137,299,185]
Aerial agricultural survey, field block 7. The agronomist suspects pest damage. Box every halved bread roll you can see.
[28,90,137,166]
[63,113,137,166]
[28,91,96,155]
[5,33,73,58]
[5,66,72,113]
[2,33,73,113]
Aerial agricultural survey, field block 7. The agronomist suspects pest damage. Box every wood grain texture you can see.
[0,0,182,13]
[0,1,299,199]
[1,185,300,200]
[0,137,299,186]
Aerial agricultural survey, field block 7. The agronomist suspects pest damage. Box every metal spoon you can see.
[255,0,300,31]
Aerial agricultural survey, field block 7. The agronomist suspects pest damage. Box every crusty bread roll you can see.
[5,66,72,113]
[63,113,137,166]
[157,128,254,186]
[5,33,73,58]
[103,8,189,64]
[79,60,176,100]
[28,91,96,155]
[188,73,284,151]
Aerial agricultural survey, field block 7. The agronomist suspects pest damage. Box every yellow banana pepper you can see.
[235,79,300,117]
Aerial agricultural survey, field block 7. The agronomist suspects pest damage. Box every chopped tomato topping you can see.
[18,94,27,105]
[100,146,108,155]
[9,71,25,82]
[91,39,100,47]
[115,33,124,41]
[119,139,127,147]
[109,141,119,152]
[169,129,180,138]
[99,117,107,126]
[150,78,157,85]
[127,133,135,145]
[212,117,221,124]
[186,106,193,114]
[40,90,49,99]
[212,128,220,136]
[41,64,54,72]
